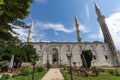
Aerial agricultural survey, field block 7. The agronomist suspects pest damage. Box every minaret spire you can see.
[75,16,82,42]
[27,20,33,42]
[94,1,119,66]
[94,0,100,10]
[94,1,102,17]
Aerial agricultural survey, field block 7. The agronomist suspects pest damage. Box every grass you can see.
[61,69,120,80]
[9,70,47,80]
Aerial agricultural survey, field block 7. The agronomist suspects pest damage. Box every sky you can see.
[14,0,120,50]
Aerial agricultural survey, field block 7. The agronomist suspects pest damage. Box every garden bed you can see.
[61,69,120,80]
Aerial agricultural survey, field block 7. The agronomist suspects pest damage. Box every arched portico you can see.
[51,48,59,64]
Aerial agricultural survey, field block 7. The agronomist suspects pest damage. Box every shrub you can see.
[114,69,120,76]
[19,68,31,76]
[91,67,100,76]
[0,61,8,72]
[83,71,89,77]
[11,74,18,78]
[100,69,105,73]
[108,69,114,75]
[36,66,45,72]
[47,62,51,69]
[1,74,10,80]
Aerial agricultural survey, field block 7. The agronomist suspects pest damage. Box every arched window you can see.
[105,55,108,60]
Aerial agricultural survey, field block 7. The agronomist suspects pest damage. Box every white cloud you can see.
[34,20,89,33]
[106,12,120,50]
[12,27,28,42]
[115,7,120,12]
[78,23,90,33]
[89,12,120,50]
[89,29,103,40]
[34,20,74,33]
[32,32,45,42]
[13,20,88,42]
[85,4,90,22]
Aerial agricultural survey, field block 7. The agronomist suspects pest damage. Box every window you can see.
[93,55,96,60]
[105,55,108,60]
[79,45,82,50]
[102,45,106,50]
[40,44,42,49]
[39,56,42,61]
[91,45,94,50]
[66,45,70,51]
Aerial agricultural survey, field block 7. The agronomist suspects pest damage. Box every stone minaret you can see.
[75,16,82,42]
[94,2,119,66]
[27,21,33,42]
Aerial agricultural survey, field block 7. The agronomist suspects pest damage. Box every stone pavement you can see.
[41,68,64,80]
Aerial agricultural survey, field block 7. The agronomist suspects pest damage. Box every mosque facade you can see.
[27,2,120,67]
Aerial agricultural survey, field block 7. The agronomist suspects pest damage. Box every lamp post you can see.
[66,53,73,80]
[60,59,62,68]
[32,54,35,80]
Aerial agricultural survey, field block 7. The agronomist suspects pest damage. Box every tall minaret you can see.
[75,16,82,42]
[27,21,33,42]
[94,1,119,66]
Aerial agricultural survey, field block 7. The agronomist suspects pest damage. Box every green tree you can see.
[0,0,33,40]
[0,40,12,61]
[81,50,93,68]
[24,43,37,62]
[0,40,36,68]
[11,42,36,68]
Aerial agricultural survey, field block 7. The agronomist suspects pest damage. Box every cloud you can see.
[115,7,120,12]
[33,20,89,41]
[34,20,89,33]
[89,29,103,40]
[106,12,120,50]
[78,23,90,33]
[12,27,28,42]
[13,20,88,42]
[85,4,90,22]
[89,12,120,50]
[34,20,74,33]
[32,32,45,42]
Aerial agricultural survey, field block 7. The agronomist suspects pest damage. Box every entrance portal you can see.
[52,48,58,64]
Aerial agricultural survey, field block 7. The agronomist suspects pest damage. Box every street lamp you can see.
[66,53,73,80]
[32,54,35,80]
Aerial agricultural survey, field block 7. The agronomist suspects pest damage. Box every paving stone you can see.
[41,68,64,80]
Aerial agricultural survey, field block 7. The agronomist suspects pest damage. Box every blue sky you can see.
[14,0,120,50]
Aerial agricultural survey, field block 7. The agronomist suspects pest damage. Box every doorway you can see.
[52,48,58,64]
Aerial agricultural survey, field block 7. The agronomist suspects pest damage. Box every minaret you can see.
[94,1,118,66]
[27,21,33,42]
[75,16,82,42]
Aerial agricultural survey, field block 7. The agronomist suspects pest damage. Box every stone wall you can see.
[30,42,114,67]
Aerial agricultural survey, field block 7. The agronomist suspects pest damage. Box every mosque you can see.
[27,2,120,67]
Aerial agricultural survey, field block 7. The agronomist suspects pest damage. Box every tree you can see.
[0,40,36,68]
[11,42,36,68]
[24,43,37,62]
[81,50,93,68]
[0,0,33,40]
[0,40,11,61]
